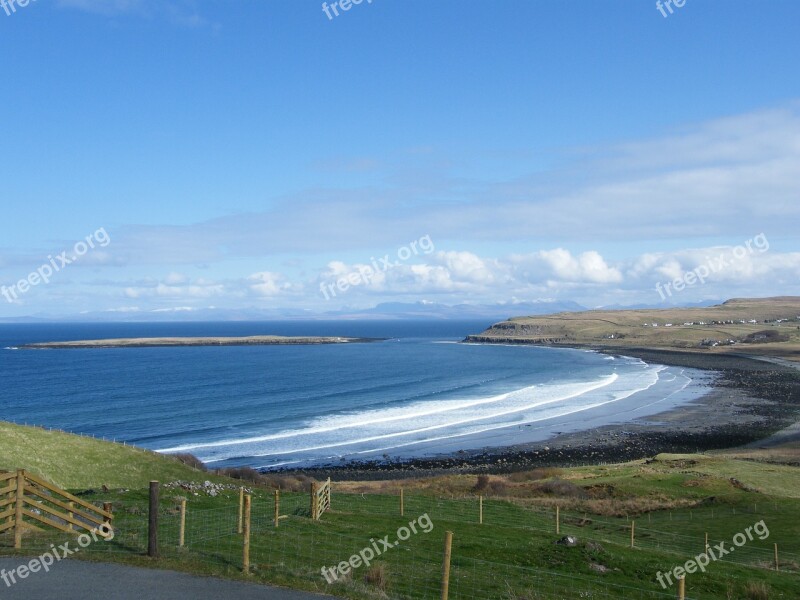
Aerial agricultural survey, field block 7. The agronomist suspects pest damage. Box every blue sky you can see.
[1,0,799,317]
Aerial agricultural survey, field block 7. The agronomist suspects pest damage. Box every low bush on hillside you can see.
[532,479,587,499]
[171,453,207,471]
[744,581,770,599]
[508,468,562,482]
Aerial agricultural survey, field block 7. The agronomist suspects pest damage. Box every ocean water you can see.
[0,321,710,469]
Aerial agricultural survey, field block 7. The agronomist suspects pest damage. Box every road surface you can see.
[0,558,338,600]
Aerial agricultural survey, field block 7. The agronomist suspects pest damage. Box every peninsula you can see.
[21,335,384,349]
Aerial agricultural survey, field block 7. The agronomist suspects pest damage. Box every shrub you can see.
[508,468,562,482]
[488,479,510,496]
[744,581,770,600]
[364,563,389,591]
[172,453,207,471]
[217,466,263,484]
[260,473,315,492]
[472,474,490,493]
[532,479,586,499]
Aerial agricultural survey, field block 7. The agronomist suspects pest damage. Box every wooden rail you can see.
[0,470,114,549]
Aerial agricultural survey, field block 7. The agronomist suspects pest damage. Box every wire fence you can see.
[334,492,800,573]
[2,485,798,599]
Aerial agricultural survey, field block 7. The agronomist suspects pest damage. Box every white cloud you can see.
[122,275,224,300]
[164,271,188,285]
[57,0,146,14]
[509,249,622,285]
[247,271,293,297]
[435,251,502,285]
[308,241,800,305]
[56,0,211,28]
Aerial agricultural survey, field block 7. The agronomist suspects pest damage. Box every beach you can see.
[289,348,800,480]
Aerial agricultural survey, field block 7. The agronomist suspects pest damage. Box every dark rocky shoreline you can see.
[270,348,800,481]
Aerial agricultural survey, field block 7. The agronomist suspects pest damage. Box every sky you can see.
[1,0,799,317]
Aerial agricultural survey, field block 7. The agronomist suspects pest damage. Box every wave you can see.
[267,367,664,462]
[158,374,619,454]
[165,366,672,466]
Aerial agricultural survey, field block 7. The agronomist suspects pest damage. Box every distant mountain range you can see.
[0,300,586,323]
[0,298,727,323]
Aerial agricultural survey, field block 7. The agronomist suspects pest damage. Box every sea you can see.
[0,321,711,470]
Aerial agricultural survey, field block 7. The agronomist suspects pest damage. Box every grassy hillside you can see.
[0,421,214,489]
[331,450,800,507]
[2,422,799,598]
[467,297,800,359]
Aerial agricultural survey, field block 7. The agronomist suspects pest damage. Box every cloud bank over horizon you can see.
[2,101,800,316]
[0,105,800,315]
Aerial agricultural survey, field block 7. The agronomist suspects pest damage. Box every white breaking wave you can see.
[158,374,618,455]
[262,366,665,463]
[160,363,671,466]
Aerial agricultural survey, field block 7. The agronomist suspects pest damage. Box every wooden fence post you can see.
[68,501,75,531]
[774,543,779,571]
[479,496,483,525]
[400,488,404,517]
[242,494,251,573]
[14,470,24,549]
[238,487,244,534]
[441,531,453,600]
[310,482,318,520]
[179,499,186,547]
[630,520,635,548]
[103,502,113,534]
[274,490,280,528]
[148,481,159,557]
[705,532,709,554]
[677,576,685,599]
[555,505,560,534]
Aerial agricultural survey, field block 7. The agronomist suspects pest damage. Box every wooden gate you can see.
[310,478,331,520]
[0,470,114,549]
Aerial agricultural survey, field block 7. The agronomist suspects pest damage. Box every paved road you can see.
[0,558,338,600]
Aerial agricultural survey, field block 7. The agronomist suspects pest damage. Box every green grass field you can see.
[2,423,799,599]
[0,421,216,489]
